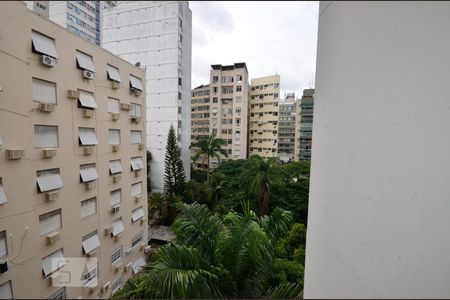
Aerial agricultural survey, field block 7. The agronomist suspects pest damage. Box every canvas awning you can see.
[82,234,101,254]
[32,31,58,58]
[76,51,95,72]
[80,166,98,182]
[107,65,121,82]
[37,174,63,192]
[129,75,143,91]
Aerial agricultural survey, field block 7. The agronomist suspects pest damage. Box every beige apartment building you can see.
[208,63,249,167]
[277,93,298,162]
[190,85,211,169]
[249,75,280,158]
[0,2,148,299]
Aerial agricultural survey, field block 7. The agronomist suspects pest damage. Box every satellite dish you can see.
[135,62,141,67]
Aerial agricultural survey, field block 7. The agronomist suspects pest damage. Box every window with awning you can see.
[130,157,143,171]
[78,127,98,146]
[109,160,122,175]
[36,169,63,192]
[82,231,100,254]
[131,256,146,274]
[34,125,58,148]
[131,207,144,223]
[39,209,61,236]
[80,164,98,183]
[111,218,124,237]
[107,65,121,82]
[32,31,58,58]
[129,75,143,91]
[110,189,121,207]
[42,249,65,277]
[0,281,12,299]
[108,97,120,114]
[131,182,142,197]
[76,50,95,72]
[0,180,8,205]
[78,90,97,109]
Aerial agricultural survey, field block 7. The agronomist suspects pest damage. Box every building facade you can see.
[249,75,280,158]
[208,63,249,166]
[295,88,314,161]
[190,85,210,169]
[305,1,450,298]
[277,93,297,163]
[101,1,192,192]
[0,2,148,298]
[25,1,117,45]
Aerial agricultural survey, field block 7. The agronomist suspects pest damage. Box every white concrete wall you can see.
[304,1,450,298]
[102,1,192,192]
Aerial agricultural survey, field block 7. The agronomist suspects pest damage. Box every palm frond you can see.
[263,282,303,299]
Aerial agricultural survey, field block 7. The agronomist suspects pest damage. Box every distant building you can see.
[296,88,314,161]
[249,75,280,158]
[25,1,117,45]
[102,1,192,192]
[277,93,298,162]
[191,84,211,169]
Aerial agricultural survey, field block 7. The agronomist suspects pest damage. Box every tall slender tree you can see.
[163,125,186,196]
[190,134,228,178]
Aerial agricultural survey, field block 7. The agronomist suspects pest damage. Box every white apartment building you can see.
[25,1,117,45]
[305,1,450,298]
[0,2,148,298]
[101,1,192,192]
[277,93,297,162]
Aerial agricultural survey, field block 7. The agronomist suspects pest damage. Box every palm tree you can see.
[241,155,287,216]
[205,172,226,205]
[113,202,301,299]
[190,134,228,178]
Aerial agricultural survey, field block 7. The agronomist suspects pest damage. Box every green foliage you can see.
[269,259,304,291]
[148,192,181,226]
[205,172,226,205]
[191,167,208,183]
[183,180,209,206]
[147,150,152,194]
[164,125,186,196]
[190,134,228,175]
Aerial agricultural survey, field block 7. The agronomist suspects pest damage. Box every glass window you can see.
[34,125,58,148]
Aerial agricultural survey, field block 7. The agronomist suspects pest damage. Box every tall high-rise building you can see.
[249,75,280,158]
[277,93,298,163]
[25,1,117,45]
[0,2,147,298]
[208,63,249,166]
[190,85,211,169]
[296,89,314,161]
[101,1,192,192]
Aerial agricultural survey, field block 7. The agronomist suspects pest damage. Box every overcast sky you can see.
[189,1,319,98]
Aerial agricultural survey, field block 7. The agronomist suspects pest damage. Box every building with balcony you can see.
[190,84,211,169]
[277,93,298,163]
[0,2,147,298]
[249,75,280,158]
[101,1,192,192]
[295,88,314,161]
[208,63,250,167]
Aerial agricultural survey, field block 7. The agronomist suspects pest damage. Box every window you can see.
[131,231,143,248]
[129,75,143,91]
[213,87,218,93]
[178,106,182,114]
[0,231,7,259]
[213,97,218,103]
[82,261,98,287]
[78,90,97,109]
[81,197,96,219]
[236,75,243,82]
[109,160,122,175]
[79,164,98,183]
[236,118,241,126]
[78,127,98,146]
[32,78,56,104]
[212,76,218,83]
[131,256,146,274]
[130,157,143,171]
[111,218,124,237]
[0,178,7,205]
[110,189,121,207]
[131,206,144,223]
[178,77,182,86]
[235,96,242,104]
[179,34,183,43]
[130,103,142,118]
[236,86,242,92]
[131,182,142,197]
[34,125,58,148]
[222,87,233,94]
[111,246,122,264]
[47,287,66,299]
[108,129,121,145]
[36,168,63,193]
[235,108,241,114]
[221,76,233,83]
[107,64,121,82]
[131,130,142,144]
[108,97,120,114]
[82,230,100,255]
[112,276,123,294]
[31,31,58,58]
[0,281,12,299]
[178,92,182,100]
[39,209,62,236]
[75,50,95,72]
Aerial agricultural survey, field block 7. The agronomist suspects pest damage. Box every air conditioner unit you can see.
[104,227,112,236]
[101,281,111,293]
[68,90,79,99]
[46,231,60,245]
[140,218,145,225]
[49,271,62,286]
[134,170,141,177]
[131,88,142,96]
[135,195,142,203]
[0,260,8,274]
[45,191,59,202]
[41,55,56,67]
[140,242,146,251]
[83,147,95,155]
[42,148,56,158]
[39,103,55,112]
[82,70,94,80]
[125,248,132,256]
[5,149,24,160]
[112,145,120,152]
[112,262,122,273]
[88,287,95,295]
[83,109,94,118]
[131,117,142,123]
[111,204,120,214]
[111,81,120,89]
[124,262,132,272]
[114,234,120,242]
[138,143,144,150]
[85,180,96,191]
[112,174,121,183]
[144,246,152,254]
[86,250,97,257]
[111,113,120,121]
[120,103,131,111]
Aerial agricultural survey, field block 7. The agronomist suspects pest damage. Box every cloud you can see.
[190,1,319,97]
